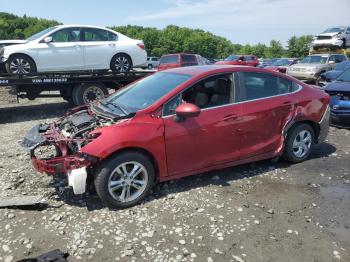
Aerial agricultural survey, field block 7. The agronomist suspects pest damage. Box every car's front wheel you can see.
[283,123,315,163]
[111,54,132,72]
[94,152,155,209]
[5,54,36,75]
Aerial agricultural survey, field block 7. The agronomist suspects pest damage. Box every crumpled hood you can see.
[317,32,342,37]
[0,39,27,45]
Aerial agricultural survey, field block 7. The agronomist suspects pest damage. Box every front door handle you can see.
[109,43,116,47]
[222,114,238,122]
[74,45,81,48]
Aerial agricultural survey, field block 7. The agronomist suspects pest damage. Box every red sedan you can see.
[21,65,330,208]
[215,55,259,67]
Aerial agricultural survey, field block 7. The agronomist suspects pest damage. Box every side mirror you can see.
[329,60,335,64]
[43,36,52,44]
[174,103,201,122]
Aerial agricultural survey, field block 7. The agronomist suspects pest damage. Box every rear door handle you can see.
[109,43,116,47]
[222,114,238,122]
[74,45,81,48]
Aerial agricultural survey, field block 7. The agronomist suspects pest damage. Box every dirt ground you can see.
[0,97,349,262]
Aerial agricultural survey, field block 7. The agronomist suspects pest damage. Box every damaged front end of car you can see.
[20,105,116,194]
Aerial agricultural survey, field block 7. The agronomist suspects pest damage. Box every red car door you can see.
[236,71,299,158]
[162,74,242,177]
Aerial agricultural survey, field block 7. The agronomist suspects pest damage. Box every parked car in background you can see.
[215,55,259,67]
[0,25,147,74]
[324,67,350,128]
[312,26,350,49]
[158,53,206,71]
[265,58,300,73]
[318,61,350,86]
[257,58,280,68]
[21,65,330,208]
[141,56,159,69]
[286,54,348,83]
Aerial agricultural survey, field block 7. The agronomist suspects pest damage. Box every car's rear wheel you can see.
[111,54,132,72]
[283,123,315,163]
[5,54,36,75]
[94,152,155,209]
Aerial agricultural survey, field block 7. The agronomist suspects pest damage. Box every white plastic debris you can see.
[68,167,87,194]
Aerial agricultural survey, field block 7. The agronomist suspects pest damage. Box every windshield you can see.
[335,61,350,71]
[300,56,327,64]
[102,72,191,114]
[225,55,240,61]
[322,27,346,34]
[337,67,350,82]
[271,59,291,66]
[26,26,58,41]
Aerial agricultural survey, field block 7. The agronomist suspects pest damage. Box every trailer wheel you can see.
[73,83,108,105]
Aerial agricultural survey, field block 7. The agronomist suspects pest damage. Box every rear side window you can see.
[181,54,197,66]
[160,55,179,64]
[84,28,109,41]
[108,32,118,41]
[238,72,300,101]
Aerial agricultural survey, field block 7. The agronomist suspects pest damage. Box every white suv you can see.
[0,25,147,74]
[312,26,350,49]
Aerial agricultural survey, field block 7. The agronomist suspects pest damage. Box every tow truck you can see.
[0,70,153,106]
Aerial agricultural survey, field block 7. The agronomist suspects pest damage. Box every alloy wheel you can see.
[115,57,130,72]
[108,161,148,203]
[9,58,31,74]
[292,130,312,158]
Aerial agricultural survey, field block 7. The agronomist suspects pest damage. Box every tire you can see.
[283,123,315,163]
[147,64,153,70]
[110,54,132,72]
[5,54,36,75]
[94,151,155,209]
[73,83,108,105]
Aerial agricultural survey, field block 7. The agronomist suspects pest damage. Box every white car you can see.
[0,25,147,74]
[312,26,350,49]
[0,40,27,49]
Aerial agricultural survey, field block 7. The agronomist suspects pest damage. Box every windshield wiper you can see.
[100,101,129,115]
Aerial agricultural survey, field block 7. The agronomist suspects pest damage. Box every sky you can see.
[1,0,350,45]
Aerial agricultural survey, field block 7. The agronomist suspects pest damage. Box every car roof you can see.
[163,65,273,76]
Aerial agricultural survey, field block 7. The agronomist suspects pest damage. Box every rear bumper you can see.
[318,105,330,143]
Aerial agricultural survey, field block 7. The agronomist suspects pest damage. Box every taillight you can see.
[137,43,145,50]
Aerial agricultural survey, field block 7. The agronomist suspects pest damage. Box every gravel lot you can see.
[0,97,350,262]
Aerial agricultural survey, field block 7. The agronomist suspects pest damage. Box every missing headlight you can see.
[32,144,61,160]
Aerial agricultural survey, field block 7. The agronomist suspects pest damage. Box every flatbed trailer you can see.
[0,70,154,106]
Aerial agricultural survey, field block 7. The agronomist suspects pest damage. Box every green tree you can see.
[287,35,313,57]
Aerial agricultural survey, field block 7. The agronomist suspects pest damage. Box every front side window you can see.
[238,72,299,101]
[84,28,110,41]
[163,74,234,116]
[50,28,80,42]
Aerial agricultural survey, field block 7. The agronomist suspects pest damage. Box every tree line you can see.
[0,12,313,59]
